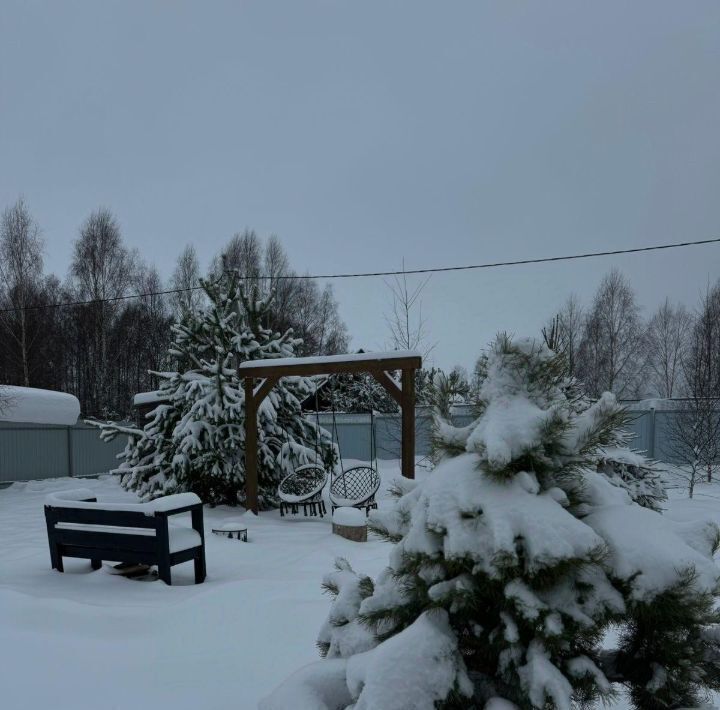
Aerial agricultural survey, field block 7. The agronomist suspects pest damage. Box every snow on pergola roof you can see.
[0,386,80,425]
[133,390,167,407]
[238,350,422,378]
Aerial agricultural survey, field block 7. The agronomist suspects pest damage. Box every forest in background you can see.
[1,197,719,421]
[0,199,347,417]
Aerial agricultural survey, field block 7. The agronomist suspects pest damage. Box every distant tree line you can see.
[3,196,718,434]
[541,267,720,401]
[0,198,348,418]
[543,268,720,487]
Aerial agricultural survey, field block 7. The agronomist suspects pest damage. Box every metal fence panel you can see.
[0,424,70,482]
[654,410,686,465]
[320,408,476,461]
[0,403,714,483]
[0,422,126,483]
[623,411,653,457]
[70,426,127,477]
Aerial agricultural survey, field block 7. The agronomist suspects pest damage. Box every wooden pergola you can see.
[238,350,422,514]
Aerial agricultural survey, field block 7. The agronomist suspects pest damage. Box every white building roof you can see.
[0,386,80,425]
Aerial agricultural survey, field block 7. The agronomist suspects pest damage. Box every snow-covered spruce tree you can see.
[263,335,720,710]
[95,271,333,507]
[333,370,398,413]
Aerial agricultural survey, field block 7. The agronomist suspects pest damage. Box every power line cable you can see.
[1,236,718,315]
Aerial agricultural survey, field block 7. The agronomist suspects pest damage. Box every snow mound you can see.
[332,507,366,527]
[260,658,351,710]
[0,386,80,425]
[584,492,720,600]
[345,610,471,710]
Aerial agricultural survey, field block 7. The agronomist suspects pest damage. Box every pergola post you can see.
[244,377,259,515]
[401,368,416,479]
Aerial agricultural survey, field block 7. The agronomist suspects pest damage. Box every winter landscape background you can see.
[3,1,720,709]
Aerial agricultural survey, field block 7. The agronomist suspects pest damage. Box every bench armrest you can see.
[154,501,205,540]
[153,502,203,518]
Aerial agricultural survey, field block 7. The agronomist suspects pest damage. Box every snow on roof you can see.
[0,386,80,425]
[133,391,167,407]
[238,350,421,371]
[622,398,720,412]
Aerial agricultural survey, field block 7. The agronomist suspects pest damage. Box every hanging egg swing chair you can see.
[327,384,381,517]
[277,390,328,518]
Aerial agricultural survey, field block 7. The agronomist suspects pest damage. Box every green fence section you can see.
[0,422,127,484]
[0,405,698,484]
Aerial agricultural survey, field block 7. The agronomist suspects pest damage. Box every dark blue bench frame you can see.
[44,496,206,585]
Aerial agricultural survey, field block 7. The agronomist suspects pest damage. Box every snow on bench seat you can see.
[54,522,202,553]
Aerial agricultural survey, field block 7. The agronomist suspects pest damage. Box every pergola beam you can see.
[239,353,421,380]
[252,375,279,408]
[370,370,403,405]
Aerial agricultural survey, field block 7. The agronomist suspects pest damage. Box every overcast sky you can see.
[1,1,719,371]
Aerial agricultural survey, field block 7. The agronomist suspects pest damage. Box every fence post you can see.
[648,407,656,459]
[66,426,74,477]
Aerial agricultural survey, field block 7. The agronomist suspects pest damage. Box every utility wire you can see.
[1,236,719,315]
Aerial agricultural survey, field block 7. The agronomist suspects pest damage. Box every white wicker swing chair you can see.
[328,405,380,517]
[277,392,329,518]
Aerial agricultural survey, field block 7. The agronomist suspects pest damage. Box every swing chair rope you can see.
[277,382,328,507]
[314,386,321,467]
[277,385,322,471]
[370,408,376,471]
[329,379,346,496]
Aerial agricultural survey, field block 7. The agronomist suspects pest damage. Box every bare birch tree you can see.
[169,244,205,317]
[689,282,720,398]
[211,230,262,286]
[576,269,644,397]
[676,282,720,482]
[666,397,720,497]
[0,198,44,386]
[542,295,584,376]
[644,298,691,397]
[70,208,136,416]
[210,232,348,356]
[384,262,434,358]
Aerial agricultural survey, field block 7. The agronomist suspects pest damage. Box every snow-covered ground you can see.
[1,462,718,710]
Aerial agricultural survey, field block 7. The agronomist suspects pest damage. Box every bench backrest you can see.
[45,504,160,531]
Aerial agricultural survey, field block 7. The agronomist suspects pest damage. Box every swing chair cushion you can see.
[278,464,327,504]
[329,466,381,508]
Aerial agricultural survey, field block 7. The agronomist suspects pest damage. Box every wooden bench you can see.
[44,489,206,585]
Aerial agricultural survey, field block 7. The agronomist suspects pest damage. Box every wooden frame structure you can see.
[239,350,421,514]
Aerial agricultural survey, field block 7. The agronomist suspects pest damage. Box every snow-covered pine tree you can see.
[95,271,333,508]
[595,446,667,513]
[333,370,398,414]
[263,335,720,710]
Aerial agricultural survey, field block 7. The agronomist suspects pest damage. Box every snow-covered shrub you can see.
[317,558,376,659]
[263,335,720,709]
[596,446,667,512]
[93,272,333,507]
